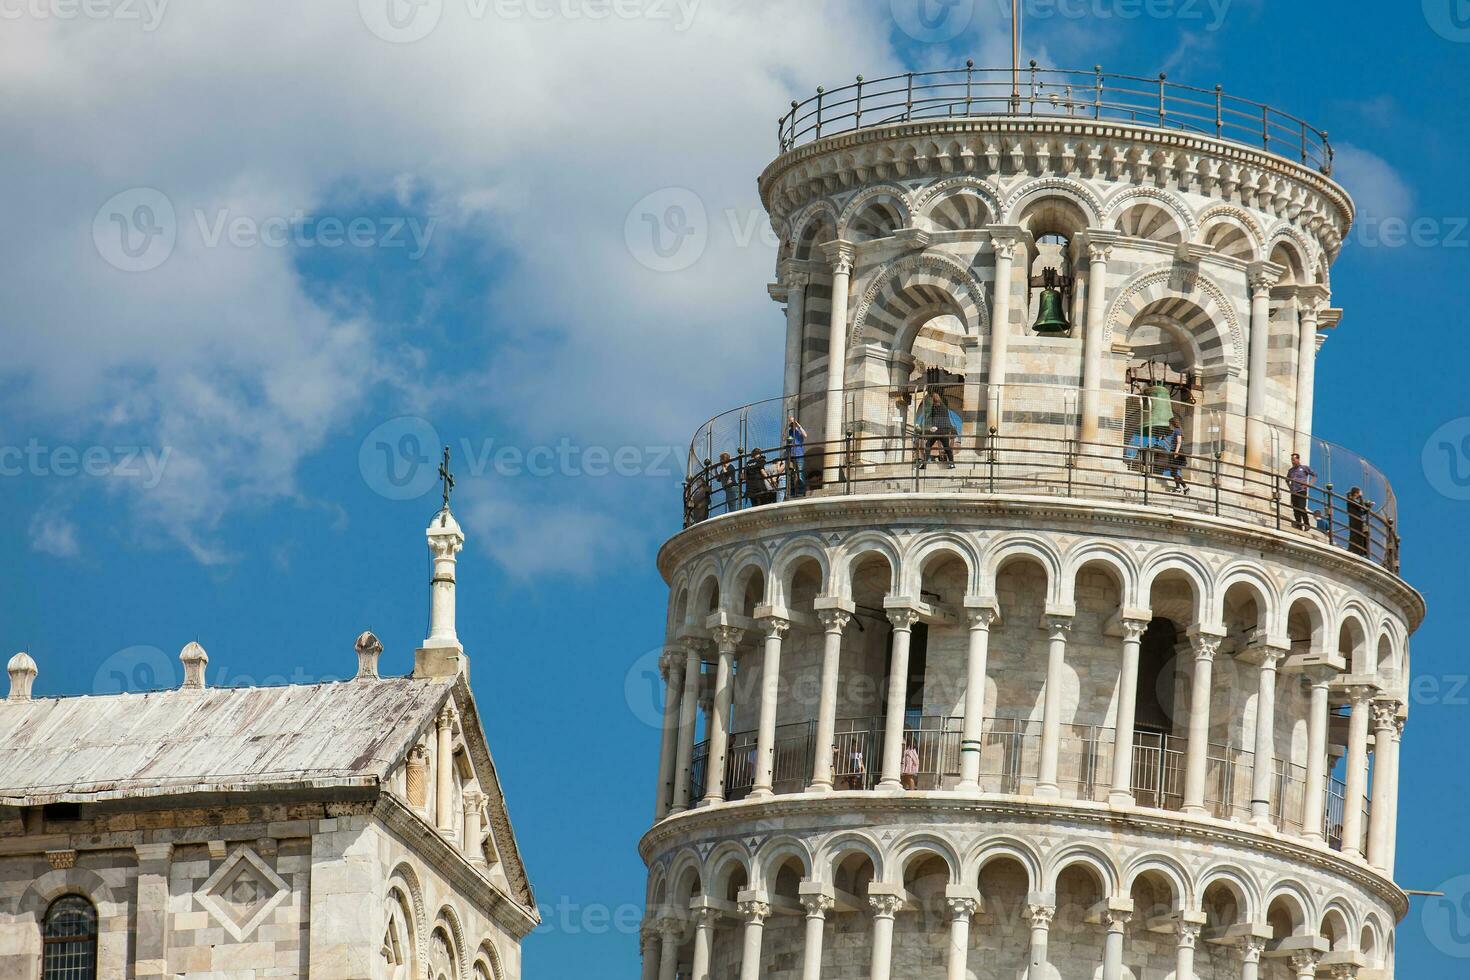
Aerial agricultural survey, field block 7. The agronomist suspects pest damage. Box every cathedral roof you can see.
[0,676,456,807]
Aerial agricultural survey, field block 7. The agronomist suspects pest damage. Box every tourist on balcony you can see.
[1286,453,1317,531]
[1163,414,1188,494]
[900,737,921,790]
[784,416,807,498]
[715,452,739,514]
[686,471,709,524]
[1347,487,1374,557]
[916,391,958,470]
[745,448,776,507]
[845,745,867,790]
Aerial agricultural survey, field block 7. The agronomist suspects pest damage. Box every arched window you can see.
[42,896,97,980]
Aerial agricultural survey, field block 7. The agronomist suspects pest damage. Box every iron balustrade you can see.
[778,64,1333,175]
[683,391,1402,573]
[687,720,1361,850]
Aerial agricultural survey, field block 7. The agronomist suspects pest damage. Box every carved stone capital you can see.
[1372,699,1403,731]
[1025,904,1056,928]
[800,893,835,917]
[947,897,980,920]
[868,894,905,919]
[887,608,922,632]
[692,906,722,929]
[821,239,855,276]
[817,609,852,634]
[1104,909,1133,931]
[758,616,790,642]
[1242,936,1267,963]
[712,625,745,653]
[1290,951,1323,974]
[1043,615,1073,639]
[965,607,999,631]
[737,899,771,923]
[1120,618,1150,643]
[1190,633,1223,662]
[1087,242,1114,264]
[1177,921,1202,948]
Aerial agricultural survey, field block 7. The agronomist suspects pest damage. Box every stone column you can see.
[657,919,681,980]
[1080,233,1116,443]
[1368,700,1403,869]
[878,606,922,791]
[1244,263,1281,469]
[1101,910,1131,980]
[820,241,855,486]
[1241,936,1267,980]
[689,904,720,980]
[986,232,1025,429]
[737,897,770,980]
[1109,618,1149,807]
[1386,717,1405,876]
[957,603,998,792]
[640,925,661,980]
[775,269,810,408]
[945,897,980,980]
[809,601,852,793]
[1175,921,1201,980]
[1291,951,1323,980]
[436,707,456,834]
[1025,904,1056,976]
[1036,615,1073,800]
[671,641,706,813]
[1182,632,1223,817]
[1301,667,1334,843]
[462,788,484,864]
[751,613,790,799]
[703,626,743,805]
[867,895,904,980]
[654,649,685,818]
[799,893,833,980]
[1341,686,1375,860]
[1249,648,1285,827]
[1292,287,1330,457]
[134,843,173,980]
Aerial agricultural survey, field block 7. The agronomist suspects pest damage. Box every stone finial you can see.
[354,631,384,681]
[416,505,467,681]
[179,642,209,690]
[7,652,37,702]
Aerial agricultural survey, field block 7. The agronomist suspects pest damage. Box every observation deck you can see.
[776,64,1333,175]
[680,385,1401,574]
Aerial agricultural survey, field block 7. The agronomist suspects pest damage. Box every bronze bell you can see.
[1033,284,1071,335]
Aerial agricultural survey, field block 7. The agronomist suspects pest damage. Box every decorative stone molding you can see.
[196,846,290,942]
[868,894,905,919]
[1103,264,1246,371]
[45,849,77,870]
[849,249,990,349]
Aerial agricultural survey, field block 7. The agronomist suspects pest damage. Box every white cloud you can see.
[28,511,80,558]
[1331,144,1415,225]
[0,1,903,567]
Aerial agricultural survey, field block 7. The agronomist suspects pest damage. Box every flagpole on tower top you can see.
[1010,0,1022,111]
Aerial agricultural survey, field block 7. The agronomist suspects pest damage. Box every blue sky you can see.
[2,0,1469,975]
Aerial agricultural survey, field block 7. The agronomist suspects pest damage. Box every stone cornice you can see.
[657,494,1424,629]
[376,792,540,938]
[637,793,1408,920]
[758,117,1354,242]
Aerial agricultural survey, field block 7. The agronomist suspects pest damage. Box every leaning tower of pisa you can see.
[640,64,1421,980]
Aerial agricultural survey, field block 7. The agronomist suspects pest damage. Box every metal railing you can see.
[684,423,1401,572]
[695,720,1363,851]
[778,64,1333,175]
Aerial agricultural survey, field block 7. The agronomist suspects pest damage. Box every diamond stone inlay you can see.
[196,845,289,941]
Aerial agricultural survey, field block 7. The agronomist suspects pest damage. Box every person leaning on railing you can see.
[715,452,739,513]
[1346,487,1374,558]
[1285,453,1317,532]
[784,416,807,498]
[916,390,958,470]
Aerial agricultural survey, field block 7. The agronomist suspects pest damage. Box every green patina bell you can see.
[1032,286,1071,335]
[1146,383,1174,429]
